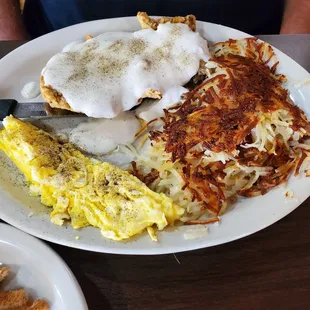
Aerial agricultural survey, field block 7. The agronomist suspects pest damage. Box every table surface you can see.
[1,35,310,310]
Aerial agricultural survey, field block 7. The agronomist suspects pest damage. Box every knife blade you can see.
[0,99,47,121]
[0,99,83,121]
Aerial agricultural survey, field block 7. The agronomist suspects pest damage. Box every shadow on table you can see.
[49,243,129,310]
[72,269,113,310]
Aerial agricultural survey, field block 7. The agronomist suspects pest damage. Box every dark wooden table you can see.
[1,36,310,310]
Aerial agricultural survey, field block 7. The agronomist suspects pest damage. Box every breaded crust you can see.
[40,76,161,114]
[0,289,28,309]
[40,76,73,111]
[0,267,9,283]
[26,299,50,310]
[9,299,50,310]
[137,12,196,32]
[0,266,50,310]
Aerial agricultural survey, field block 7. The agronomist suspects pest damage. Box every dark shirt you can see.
[24,0,285,38]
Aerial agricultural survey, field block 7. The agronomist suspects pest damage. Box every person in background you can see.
[0,0,310,40]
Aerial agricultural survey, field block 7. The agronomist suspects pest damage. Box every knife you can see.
[0,99,48,121]
[0,99,83,121]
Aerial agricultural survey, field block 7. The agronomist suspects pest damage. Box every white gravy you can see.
[42,23,210,118]
[69,112,141,155]
[62,40,84,52]
[21,82,40,99]
[136,86,188,122]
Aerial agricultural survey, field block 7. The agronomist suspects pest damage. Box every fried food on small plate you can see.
[0,266,49,310]
[0,288,28,309]
[0,267,9,283]
[22,299,50,310]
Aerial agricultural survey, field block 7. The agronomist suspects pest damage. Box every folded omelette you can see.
[0,116,184,241]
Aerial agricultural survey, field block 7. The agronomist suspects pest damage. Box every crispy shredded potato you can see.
[132,38,310,221]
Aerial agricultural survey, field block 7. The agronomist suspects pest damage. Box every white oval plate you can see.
[0,223,88,309]
[1,17,310,255]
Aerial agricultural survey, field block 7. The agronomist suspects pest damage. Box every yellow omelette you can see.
[0,116,184,241]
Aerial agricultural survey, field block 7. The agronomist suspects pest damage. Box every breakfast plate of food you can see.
[0,223,88,309]
[0,12,310,254]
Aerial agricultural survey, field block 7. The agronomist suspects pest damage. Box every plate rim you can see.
[0,16,310,255]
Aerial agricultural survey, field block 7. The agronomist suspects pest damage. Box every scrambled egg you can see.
[0,116,184,241]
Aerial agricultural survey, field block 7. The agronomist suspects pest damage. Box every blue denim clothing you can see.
[24,0,285,38]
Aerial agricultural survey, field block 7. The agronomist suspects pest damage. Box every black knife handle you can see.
[0,99,18,121]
